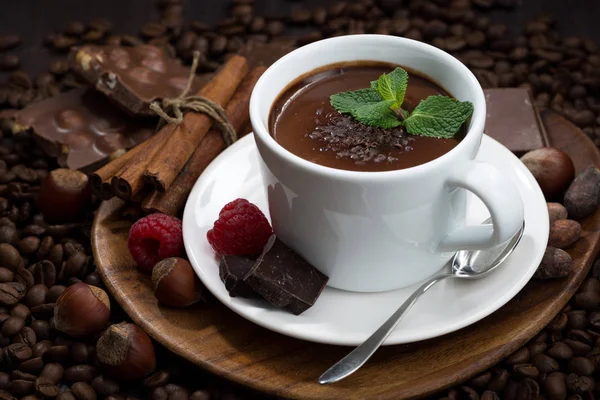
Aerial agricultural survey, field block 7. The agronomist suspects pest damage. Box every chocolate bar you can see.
[69,44,209,117]
[13,88,153,172]
[237,39,296,69]
[245,235,328,315]
[484,88,550,155]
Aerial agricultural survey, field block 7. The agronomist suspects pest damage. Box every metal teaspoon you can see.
[319,217,525,385]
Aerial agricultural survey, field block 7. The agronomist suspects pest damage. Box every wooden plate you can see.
[91,110,600,400]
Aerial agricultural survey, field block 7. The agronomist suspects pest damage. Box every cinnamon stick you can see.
[90,132,163,200]
[142,67,266,216]
[144,55,249,192]
[111,124,175,200]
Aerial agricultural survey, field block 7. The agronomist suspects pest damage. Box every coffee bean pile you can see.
[0,0,599,399]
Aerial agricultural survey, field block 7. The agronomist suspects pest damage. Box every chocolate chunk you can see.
[484,88,549,155]
[244,235,328,315]
[13,88,153,172]
[69,44,210,117]
[219,255,256,298]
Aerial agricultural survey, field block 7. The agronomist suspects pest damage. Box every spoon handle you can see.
[318,273,450,385]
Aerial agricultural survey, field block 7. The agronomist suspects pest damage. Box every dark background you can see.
[1,0,600,78]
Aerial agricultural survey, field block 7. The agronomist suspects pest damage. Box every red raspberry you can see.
[128,213,184,273]
[207,198,273,256]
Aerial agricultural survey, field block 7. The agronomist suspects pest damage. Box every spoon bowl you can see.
[318,218,526,385]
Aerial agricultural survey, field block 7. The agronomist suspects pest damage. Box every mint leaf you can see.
[371,68,409,110]
[353,100,402,129]
[403,96,474,139]
[375,74,395,102]
[330,88,382,114]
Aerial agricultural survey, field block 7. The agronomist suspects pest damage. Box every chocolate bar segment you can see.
[13,88,153,171]
[69,44,208,117]
[484,88,550,155]
[245,235,328,315]
[219,255,257,298]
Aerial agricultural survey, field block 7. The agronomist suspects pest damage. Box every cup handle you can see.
[437,161,524,252]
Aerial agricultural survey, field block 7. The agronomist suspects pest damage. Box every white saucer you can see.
[182,134,548,346]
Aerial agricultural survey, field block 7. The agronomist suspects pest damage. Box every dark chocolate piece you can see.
[69,44,209,117]
[13,88,153,172]
[484,88,549,155]
[219,255,257,298]
[245,235,328,315]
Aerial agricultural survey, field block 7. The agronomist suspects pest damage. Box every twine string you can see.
[149,51,237,146]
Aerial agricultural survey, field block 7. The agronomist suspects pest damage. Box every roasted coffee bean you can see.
[152,387,168,400]
[46,285,66,304]
[14,267,34,290]
[144,370,170,388]
[2,316,24,336]
[0,268,12,283]
[513,363,539,379]
[64,365,98,383]
[6,342,31,362]
[14,324,35,344]
[0,243,22,271]
[568,357,595,376]
[0,35,21,51]
[0,282,25,305]
[567,310,588,330]
[549,312,568,331]
[33,261,56,287]
[0,55,19,71]
[23,284,48,308]
[0,373,8,390]
[31,341,51,359]
[30,320,51,342]
[70,342,90,364]
[505,347,530,364]
[30,303,54,320]
[19,357,43,374]
[41,362,64,384]
[567,329,592,344]
[564,339,592,355]
[0,226,17,246]
[35,376,59,397]
[63,252,87,279]
[91,375,119,395]
[84,272,101,287]
[48,244,64,268]
[532,353,559,373]
[11,370,36,382]
[548,342,574,360]
[43,345,69,363]
[8,379,33,396]
[71,382,96,400]
[52,34,78,51]
[0,389,15,400]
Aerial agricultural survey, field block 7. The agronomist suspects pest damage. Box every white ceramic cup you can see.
[249,34,524,293]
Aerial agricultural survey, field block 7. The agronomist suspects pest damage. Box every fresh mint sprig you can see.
[329,67,474,139]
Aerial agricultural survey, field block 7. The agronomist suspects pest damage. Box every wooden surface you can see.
[92,111,600,400]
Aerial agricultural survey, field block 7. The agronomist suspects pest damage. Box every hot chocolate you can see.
[269,62,467,172]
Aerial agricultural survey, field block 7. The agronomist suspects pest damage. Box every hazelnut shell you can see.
[152,258,203,308]
[521,147,575,200]
[96,322,156,381]
[38,168,92,224]
[54,282,110,338]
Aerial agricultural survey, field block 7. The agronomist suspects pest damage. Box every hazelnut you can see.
[54,283,110,338]
[38,169,92,224]
[96,322,156,381]
[152,258,204,308]
[521,147,575,200]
